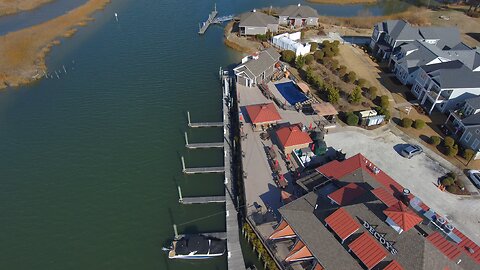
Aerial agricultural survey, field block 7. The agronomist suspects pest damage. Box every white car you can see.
[467,170,480,189]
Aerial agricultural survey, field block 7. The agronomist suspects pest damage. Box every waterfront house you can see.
[275,124,312,154]
[272,32,311,56]
[268,154,480,270]
[244,103,282,131]
[239,10,279,36]
[410,60,480,115]
[233,47,281,88]
[278,4,319,28]
[369,19,460,61]
[444,96,480,159]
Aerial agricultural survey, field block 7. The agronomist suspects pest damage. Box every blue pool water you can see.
[275,82,308,105]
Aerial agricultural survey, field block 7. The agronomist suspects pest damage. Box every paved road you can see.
[325,129,480,245]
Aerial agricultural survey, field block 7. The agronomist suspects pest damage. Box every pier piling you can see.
[184,132,189,145]
[177,186,183,202]
[181,156,186,172]
[173,224,178,239]
[187,111,191,126]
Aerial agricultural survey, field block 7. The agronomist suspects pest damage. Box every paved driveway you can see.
[325,129,480,245]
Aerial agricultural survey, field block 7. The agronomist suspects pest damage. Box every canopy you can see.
[312,103,338,117]
[285,239,314,263]
[269,219,297,240]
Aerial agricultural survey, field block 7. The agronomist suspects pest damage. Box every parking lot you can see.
[325,129,480,245]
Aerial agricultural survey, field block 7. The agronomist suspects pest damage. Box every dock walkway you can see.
[198,10,218,35]
[180,196,226,204]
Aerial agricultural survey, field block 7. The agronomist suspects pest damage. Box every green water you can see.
[0,0,410,269]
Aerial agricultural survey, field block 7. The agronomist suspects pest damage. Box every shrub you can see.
[463,148,475,161]
[429,136,441,146]
[322,40,331,47]
[444,136,455,148]
[446,144,459,157]
[309,42,318,52]
[357,78,367,88]
[401,118,413,128]
[313,50,324,61]
[338,65,347,77]
[368,86,377,100]
[413,119,425,129]
[266,30,273,40]
[380,95,389,108]
[281,50,296,63]
[295,55,305,69]
[332,40,340,48]
[441,177,455,187]
[327,86,340,104]
[323,47,335,58]
[346,113,359,126]
[347,71,357,83]
[305,54,314,65]
[331,46,340,56]
[447,171,457,180]
[330,59,339,70]
[349,86,362,104]
[301,29,307,39]
[446,185,456,193]
[255,34,268,41]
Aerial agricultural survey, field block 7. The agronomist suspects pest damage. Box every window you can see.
[476,129,480,135]
[465,132,472,142]
[473,139,480,150]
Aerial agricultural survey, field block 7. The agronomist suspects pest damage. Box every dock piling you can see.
[173,224,178,239]
[181,156,186,172]
[184,132,189,145]
[187,111,191,125]
[177,186,183,202]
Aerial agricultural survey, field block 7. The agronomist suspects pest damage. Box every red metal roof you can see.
[276,125,312,148]
[371,187,398,207]
[285,239,314,263]
[269,219,296,240]
[383,260,404,270]
[348,232,387,270]
[453,228,480,264]
[383,201,423,232]
[324,208,359,241]
[312,262,324,270]
[327,182,366,206]
[426,232,462,260]
[245,103,282,124]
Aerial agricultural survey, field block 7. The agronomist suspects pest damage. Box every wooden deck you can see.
[180,196,226,204]
[198,10,218,35]
[188,122,223,128]
[183,166,225,174]
[186,142,224,149]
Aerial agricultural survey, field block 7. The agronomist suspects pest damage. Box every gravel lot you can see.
[325,129,480,245]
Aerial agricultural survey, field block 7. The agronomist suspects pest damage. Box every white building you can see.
[272,32,311,56]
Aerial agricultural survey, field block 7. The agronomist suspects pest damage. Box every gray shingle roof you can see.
[418,27,460,48]
[234,48,280,79]
[279,4,319,18]
[465,95,480,110]
[421,60,480,89]
[462,112,480,126]
[239,11,277,28]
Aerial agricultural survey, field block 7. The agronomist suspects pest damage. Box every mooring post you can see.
[173,224,178,239]
[187,111,191,125]
[184,132,189,145]
[181,156,186,172]
[177,186,183,202]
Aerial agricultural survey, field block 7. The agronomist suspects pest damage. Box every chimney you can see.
[253,9,256,13]
[401,188,410,205]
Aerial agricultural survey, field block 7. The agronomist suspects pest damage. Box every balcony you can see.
[427,90,446,102]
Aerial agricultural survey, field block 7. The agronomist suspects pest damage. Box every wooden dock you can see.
[183,166,225,174]
[185,132,223,149]
[187,111,223,128]
[198,8,218,35]
[176,231,227,240]
[180,196,226,204]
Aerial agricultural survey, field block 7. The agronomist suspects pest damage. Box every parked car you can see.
[401,144,423,159]
[467,170,480,189]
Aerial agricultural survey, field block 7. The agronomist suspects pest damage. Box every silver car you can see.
[467,170,480,189]
[401,144,423,159]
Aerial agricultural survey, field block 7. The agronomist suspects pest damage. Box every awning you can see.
[371,187,398,207]
[296,82,310,94]
[281,190,295,204]
[269,219,297,240]
[285,239,314,263]
[312,103,338,117]
[383,201,423,232]
[348,232,387,269]
[324,208,360,242]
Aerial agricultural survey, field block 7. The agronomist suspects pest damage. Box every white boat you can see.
[166,234,226,259]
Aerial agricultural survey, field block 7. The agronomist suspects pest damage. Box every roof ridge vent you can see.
[467,247,475,254]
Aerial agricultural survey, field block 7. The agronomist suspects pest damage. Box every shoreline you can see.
[0,0,111,89]
[307,0,377,5]
[0,0,54,17]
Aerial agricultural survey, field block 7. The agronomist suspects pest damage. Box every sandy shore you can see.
[0,0,111,89]
[0,0,54,17]
[307,0,377,4]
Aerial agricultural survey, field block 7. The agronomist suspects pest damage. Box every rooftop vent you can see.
[436,217,446,226]
[444,223,454,234]
[253,9,256,12]
[403,188,411,196]
[298,3,301,7]
[467,247,475,254]
[373,167,380,175]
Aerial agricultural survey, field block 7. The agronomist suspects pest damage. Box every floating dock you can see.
[187,111,223,128]
[177,186,226,204]
[181,156,225,174]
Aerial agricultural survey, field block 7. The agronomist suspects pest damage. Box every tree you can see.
[266,30,273,40]
[375,106,391,121]
[401,118,413,128]
[330,59,339,70]
[357,78,367,88]
[368,86,377,100]
[332,40,340,48]
[463,148,475,161]
[281,50,296,63]
[295,55,306,69]
[309,42,318,52]
[441,177,455,187]
[338,65,347,77]
[305,54,314,65]
[346,113,359,126]
[347,71,356,83]
[444,136,455,148]
[429,135,441,146]
[327,86,340,104]
[313,50,324,61]
[323,47,335,58]
[446,144,459,157]
[349,86,362,104]
[322,40,331,47]
[413,119,425,129]
[380,95,389,108]
[331,46,340,56]
[301,29,307,39]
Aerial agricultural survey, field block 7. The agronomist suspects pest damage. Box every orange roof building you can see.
[284,240,314,263]
[348,232,388,270]
[275,124,312,154]
[269,219,296,240]
[245,103,282,127]
[383,201,423,233]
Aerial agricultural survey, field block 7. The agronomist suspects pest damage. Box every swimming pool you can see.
[275,82,309,105]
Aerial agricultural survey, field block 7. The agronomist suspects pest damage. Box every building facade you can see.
[233,47,281,87]
[239,10,278,36]
[278,4,319,28]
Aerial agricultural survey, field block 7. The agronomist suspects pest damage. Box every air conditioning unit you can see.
[436,217,446,226]
[444,223,454,234]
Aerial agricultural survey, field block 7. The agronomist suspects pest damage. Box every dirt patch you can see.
[0,0,54,17]
[0,0,111,89]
